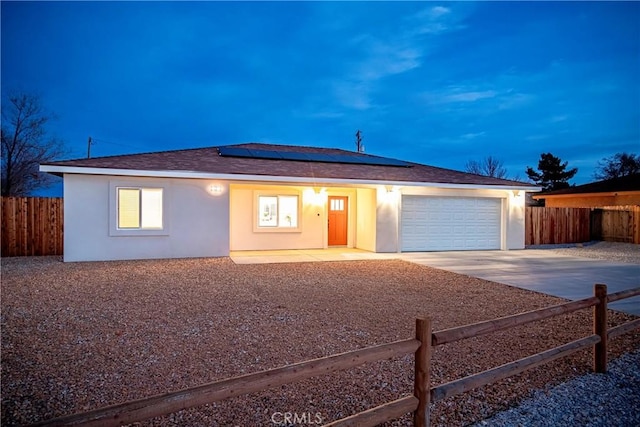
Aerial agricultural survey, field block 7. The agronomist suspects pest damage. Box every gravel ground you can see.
[472,349,640,427]
[539,241,640,265]
[2,256,639,427]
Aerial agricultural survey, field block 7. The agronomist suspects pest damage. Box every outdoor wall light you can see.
[313,188,326,205]
[208,184,224,195]
[385,185,402,194]
[380,185,399,203]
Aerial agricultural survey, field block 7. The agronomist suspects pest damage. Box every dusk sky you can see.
[2,1,639,196]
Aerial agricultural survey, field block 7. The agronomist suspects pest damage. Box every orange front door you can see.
[328,196,348,246]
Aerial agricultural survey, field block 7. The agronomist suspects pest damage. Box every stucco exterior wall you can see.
[355,188,376,251]
[63,174,230,261]
[505,190,526,249]
[375,187,399,252]
[229,184,326,251]
[62,174,529,260]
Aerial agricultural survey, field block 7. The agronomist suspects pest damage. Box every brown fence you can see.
[1,197,63,257]
[592,206,640,244]
[32,284,640,427]
[525,207,591,245]
[526,206,640,245]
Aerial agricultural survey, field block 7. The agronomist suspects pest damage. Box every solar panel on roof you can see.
[353,156,371,165]
[322,154,353,163]
[363,156,409,167]
[280,151,311,161]
[359,156,386,165]
[217,146,411,167]
[247,149,284,160]
[304,153,337,162]
[218,146,253,157]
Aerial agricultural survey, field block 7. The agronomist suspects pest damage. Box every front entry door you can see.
[328,196,348,246]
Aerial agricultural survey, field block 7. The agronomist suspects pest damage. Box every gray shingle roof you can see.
[538,173,640,196]
[43,142,533,187]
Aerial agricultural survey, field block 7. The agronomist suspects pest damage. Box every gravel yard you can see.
[472,349,640,427]
[2,256,639,426]
[541,241,640,265]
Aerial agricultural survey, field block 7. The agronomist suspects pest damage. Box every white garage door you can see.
[401,196,502,251]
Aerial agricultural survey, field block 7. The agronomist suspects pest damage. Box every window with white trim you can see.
[257,195,299,228]
[117,187,163,230]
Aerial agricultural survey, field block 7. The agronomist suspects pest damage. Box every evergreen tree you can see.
[526,153,577,192]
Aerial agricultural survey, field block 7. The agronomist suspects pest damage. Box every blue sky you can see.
[2,1,639,196]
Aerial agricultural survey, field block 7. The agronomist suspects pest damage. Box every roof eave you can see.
[533,190,640,200]
[40,165,540,192]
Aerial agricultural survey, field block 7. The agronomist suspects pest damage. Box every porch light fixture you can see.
[310,187,326,206]
[380,185,399,203]
[208,184,224,195]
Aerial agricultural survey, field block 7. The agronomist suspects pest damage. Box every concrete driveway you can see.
[400,250,640,316]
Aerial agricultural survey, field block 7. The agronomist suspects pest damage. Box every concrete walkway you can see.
[230,248,396,264]
[230,248,640,315]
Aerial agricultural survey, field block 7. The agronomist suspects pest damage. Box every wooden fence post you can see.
[593,284,608,373]
[414,318,432,427]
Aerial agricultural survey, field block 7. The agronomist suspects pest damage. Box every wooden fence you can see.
[526,206,640,245]
[592,206,640,244]
[32,284,640,427]
[1,197,63,257]
[525,207,591,245]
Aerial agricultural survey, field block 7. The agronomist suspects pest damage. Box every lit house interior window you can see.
[258,195,298,228]
[117,187,163,229]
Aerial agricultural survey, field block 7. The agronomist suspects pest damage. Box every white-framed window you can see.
[256,194,300,230]
[117,187,163,230]
[109,180,169,236]
[109,181,169,237]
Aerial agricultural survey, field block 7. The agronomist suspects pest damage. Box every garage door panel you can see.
[401,196,501,251]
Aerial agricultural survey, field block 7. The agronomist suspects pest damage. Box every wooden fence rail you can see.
[31,285,640,427]
[430,335,601,402]
[1,197,63,256]
[432,297,599,346]
[33,339,420,427]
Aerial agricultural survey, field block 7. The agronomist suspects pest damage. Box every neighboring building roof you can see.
[41,142,536,188]
[535,174,640,198]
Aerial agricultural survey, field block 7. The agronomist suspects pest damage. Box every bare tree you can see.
[465,156,508,179]
[594,152,640,180]
[1,92,66,196]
